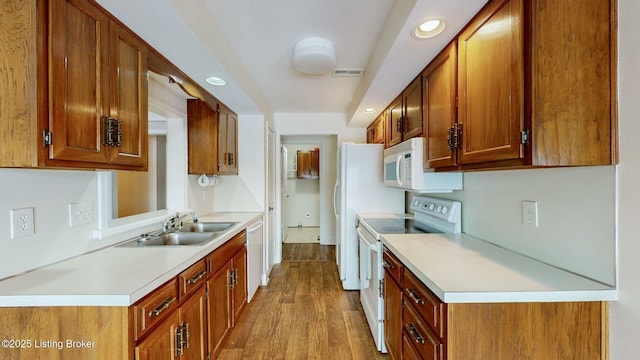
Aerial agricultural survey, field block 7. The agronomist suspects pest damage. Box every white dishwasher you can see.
[246,218,264,302]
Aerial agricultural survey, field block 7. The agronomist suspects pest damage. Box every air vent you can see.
[333,68,364,77]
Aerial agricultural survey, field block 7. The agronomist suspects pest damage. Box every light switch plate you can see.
[10,208,35,239]
[522,200,539,227]
[68,202,93,227]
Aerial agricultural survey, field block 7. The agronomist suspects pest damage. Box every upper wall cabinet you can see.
[0,0,148,170]
[423,42,458,170]
[385,77,424,148]
[366,113,385,145]
[187,99,239,175]
[371,0,617,171]
[457,0,525,167]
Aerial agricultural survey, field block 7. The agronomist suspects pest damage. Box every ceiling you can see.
[97,0,487,127]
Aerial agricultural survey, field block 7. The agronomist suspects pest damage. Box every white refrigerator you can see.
[333,143,404,290]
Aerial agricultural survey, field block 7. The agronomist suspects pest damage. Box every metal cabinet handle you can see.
[407,288,425,305]
[187,270,207,285]
[407,323,425,345]
[149,296,176,318]
[382,259,394,270]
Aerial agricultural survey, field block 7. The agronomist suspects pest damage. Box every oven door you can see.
[357,225,387,353]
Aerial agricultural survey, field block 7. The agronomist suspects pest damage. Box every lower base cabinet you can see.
[383,246,608,360]
[0,230,249,360]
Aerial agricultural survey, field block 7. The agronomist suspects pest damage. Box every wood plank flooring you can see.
[218,243,389,359]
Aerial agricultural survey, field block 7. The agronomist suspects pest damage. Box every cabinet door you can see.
[529,0,614,166]
[296,151,311,179]
[384,272,403,360]
[218,104,238,174]
[48,0,110,164]
[135,310,179,360]
[367,114,385,144]
[457,0,524,166]
[423,42,458,170]
[386,97,403,147]
[187,99,218,174]
[108,22,148,168]
[207,263,231,357]
[310,149,320,178]
[231,246,248,326]
[403,76,423,140]
[180,287,207,360]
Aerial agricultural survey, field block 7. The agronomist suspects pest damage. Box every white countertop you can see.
[0,212,263,307]
[382,233,617,303]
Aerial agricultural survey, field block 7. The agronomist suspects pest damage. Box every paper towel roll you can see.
[197,174,210,187]
[197,174,220,187]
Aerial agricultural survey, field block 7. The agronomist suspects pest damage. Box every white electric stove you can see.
[356,195,461,353]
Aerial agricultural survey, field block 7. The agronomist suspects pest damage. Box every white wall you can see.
[285,144,320,227]
[434,166,615,285]
[609,0,640,357]
[211,114,266,212]
[0,169,101,279]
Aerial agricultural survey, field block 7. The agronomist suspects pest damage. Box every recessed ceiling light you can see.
[205,76,226,86]
[364,108,375,113]
[413,19,445,39]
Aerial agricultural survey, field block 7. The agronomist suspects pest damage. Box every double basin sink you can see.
[118,222,238,247]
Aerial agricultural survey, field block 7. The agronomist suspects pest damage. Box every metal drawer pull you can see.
[382,259,394,270]
[187,270,207,285]
[149,296,176,318]
[407,288,425,305]
[407,323,425,345]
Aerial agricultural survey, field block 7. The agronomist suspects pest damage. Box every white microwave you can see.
[383,137,463,192]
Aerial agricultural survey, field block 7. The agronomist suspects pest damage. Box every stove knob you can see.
[441,206,449,214]
[436,205,443,212]
[428,203,435,211]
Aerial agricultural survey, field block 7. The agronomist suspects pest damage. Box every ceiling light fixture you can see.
[205,76,226,86]
[413,19,446,39]
[292,37,336,75]
[363,108,375,113]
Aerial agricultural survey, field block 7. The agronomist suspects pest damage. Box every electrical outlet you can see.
[68,202,93,227]
[522,201,539,227]
[10,208,35,239]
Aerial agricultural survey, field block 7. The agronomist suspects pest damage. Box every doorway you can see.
[277,134,338,260]
[282,143,321,244]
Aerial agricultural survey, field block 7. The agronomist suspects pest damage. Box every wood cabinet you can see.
[133,260,208,360]
[0,0,148,170]
[187,99,239,175]
[457,0,525,167]
[403,76,424,140]
[423,42,458,170]
[206,230,248,359]
[366,113,386,144]
[382,246,608,360]
[217,103,239,175]
[370,0,616,170]
[386,96,404,147]
[383,248,404,360]
[296,149,320,179]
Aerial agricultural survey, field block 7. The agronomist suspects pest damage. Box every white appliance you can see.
[357,196,462,353]
[246,218,264,302]
[333,143,404,290]
[383,137,463,192]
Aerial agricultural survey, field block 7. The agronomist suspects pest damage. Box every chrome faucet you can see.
[163,211,198,232]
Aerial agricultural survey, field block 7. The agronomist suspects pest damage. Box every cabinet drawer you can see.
[207,230,247,275]
[132,278,178,341]
[403,269,446,338]
[403,301,444,360]
[179,260,207,300]
[383,247,403,285]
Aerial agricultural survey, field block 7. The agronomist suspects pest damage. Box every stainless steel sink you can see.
[178,222,237,233]
[118,231,219,247]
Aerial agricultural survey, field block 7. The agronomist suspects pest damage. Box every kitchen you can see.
[0,0,639,359]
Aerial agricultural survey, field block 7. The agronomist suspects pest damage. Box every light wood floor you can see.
[218,243,389,359]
